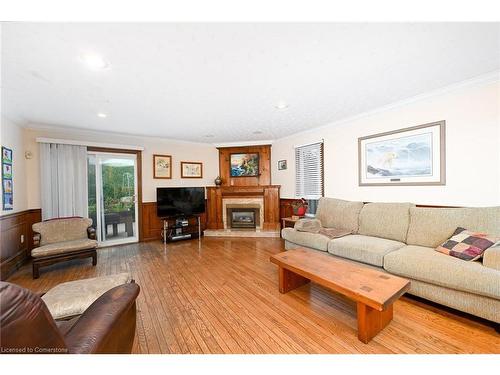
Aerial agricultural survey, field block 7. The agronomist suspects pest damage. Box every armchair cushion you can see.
[42,273,131,320]
[31,239,97,258]
[33,217,93,246]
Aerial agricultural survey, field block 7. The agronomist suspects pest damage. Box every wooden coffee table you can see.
[270,248,410,343]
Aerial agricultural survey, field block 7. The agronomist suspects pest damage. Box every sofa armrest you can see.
[64,282,140,354]
[33,233,41,248]
[87,227,96,240]
[483,243,500,271]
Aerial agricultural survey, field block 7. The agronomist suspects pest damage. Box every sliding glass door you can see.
[88,152,138,245]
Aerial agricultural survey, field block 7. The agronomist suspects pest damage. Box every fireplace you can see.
[227,208,259,229]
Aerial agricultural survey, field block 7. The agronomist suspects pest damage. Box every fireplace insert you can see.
[228,208,257,229]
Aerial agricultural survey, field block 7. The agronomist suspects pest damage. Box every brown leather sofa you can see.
[0,281,140,354]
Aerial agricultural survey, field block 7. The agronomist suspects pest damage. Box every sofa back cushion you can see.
[33,217,92,246]
[358,202,414,242]
[406,207,500,248]
[315,197,364,233]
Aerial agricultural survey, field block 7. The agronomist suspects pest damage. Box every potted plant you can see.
[291,198,308,218]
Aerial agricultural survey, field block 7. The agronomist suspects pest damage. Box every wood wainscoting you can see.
[0,209,42,280]
[141,202,207,241]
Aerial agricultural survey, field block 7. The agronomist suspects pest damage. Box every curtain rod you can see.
[35,137,144,151]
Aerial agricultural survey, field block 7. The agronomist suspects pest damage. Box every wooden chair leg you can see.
[32,262,40,279]
[92,251,97,266]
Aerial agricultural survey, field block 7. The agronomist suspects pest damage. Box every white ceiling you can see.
[2,23,499,143]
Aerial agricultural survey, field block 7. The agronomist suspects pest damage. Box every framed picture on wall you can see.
[2,163,12,179]
[358,120,446,186]
[2,146,13,164]
[277,160,287,170]
[2,146,13,211]
[153,154,172,179]
[181,161,203,178]
[230,153,259,177]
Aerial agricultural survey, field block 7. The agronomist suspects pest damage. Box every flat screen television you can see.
[156,187,205,217]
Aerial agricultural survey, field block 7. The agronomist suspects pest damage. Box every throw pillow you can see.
[435,227,499,261]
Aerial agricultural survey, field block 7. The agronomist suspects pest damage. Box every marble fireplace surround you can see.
[222,198,264,230]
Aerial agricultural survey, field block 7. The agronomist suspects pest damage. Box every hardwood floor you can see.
[6,237,500,354]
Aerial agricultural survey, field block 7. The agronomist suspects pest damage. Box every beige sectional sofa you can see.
[282,198,500,323]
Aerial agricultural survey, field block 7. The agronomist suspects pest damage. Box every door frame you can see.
[88,147,143,242]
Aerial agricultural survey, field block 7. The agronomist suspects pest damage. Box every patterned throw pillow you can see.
[435,227,499,261]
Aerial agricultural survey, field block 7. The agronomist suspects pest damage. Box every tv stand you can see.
[161,215,202,243]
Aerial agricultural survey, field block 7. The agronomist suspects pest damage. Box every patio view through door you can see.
[88,152,139,246]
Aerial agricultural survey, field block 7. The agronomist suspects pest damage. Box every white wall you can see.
[0,116,28,215]
[272,79,500,206]
[24,127,219,209]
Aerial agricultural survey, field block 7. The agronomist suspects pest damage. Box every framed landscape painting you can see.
[358,121,446,186]
[181,161,203,178]
[230,153,259,177]
[153,154,172,179]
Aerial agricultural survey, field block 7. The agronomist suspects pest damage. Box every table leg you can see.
[357,302,393,343]
[278,266,310,293]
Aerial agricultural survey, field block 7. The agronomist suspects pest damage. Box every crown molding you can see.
[277,70,500,142]
[213,140,274,148]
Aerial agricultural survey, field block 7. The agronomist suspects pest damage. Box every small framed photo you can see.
[3,193,13,210]
[2,163,12,179]
[3,179,13,193]
[153,154,172,179]
[181,162,203,178]
[278,160,287,170]
[2,146,12,164]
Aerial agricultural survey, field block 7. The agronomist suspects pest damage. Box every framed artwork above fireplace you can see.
[230,153,259,177]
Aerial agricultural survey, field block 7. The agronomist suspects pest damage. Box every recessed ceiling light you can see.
[275,100,289,110]
[80,53,109,70]
[253,130,263,135]
[204,134,214,138]
[97,113,107,118]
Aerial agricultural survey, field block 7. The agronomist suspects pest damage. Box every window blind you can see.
[295,141,324,199]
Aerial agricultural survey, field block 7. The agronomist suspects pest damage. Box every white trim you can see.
[213,140,274,148]
[36,137,144,151]
[293,139,324,149]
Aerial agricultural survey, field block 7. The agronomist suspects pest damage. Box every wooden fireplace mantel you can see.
[206,185,281,231]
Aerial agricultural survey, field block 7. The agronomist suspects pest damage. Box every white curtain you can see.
[40,143,88,220]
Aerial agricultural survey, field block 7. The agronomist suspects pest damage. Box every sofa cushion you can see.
[315,197,364,233]
[383,245,500,299]
[327,234,405,267]
[281,228,330,251]
[358,202,414,242]
[42,273,131,319]
[33,217,93,246]
[406,207,500,248]
[31,239,98,258]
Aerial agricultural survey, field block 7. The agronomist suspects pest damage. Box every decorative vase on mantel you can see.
[214,176,222,186]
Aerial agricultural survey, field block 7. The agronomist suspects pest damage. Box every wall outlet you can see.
[20,234,25,243]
